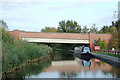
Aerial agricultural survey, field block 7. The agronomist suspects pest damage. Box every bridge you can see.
[9,30,112,48]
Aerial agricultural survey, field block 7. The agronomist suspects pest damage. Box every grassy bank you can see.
[2,29,52,73]
[93,52,120,58]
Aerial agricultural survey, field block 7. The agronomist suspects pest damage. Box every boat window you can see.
[83,47,90,52]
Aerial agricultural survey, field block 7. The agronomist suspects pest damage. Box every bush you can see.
[2,29,52,72]
[95,38,108,50]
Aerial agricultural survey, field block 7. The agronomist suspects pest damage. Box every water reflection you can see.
[28,51,120,78]
[2,60,51,79]
[51,51,74,61]
[2,51,120,79]
[74,52,93,67]
[81,59,91,67]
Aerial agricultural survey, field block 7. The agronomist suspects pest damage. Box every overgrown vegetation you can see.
[95,38,108,50]
[1,28,52,73]
[41,20,120,34]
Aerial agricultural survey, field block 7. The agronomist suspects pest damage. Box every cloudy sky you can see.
[0,0,119,32]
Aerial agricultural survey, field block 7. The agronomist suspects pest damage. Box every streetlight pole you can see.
[113,11,116,33]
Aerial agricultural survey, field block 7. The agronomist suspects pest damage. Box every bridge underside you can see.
[22,38,89,44]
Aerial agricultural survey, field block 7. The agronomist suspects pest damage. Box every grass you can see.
[2,28,52,73]
[92,52,120,58]
[53,48,63,50]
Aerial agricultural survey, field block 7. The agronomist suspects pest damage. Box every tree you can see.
[82,25,89,33]
[58,20,66,32]
[99,25,109,33]
[76,25,82,33]
[95,38,101,46]
[58,20,81,33]
[101,40,107,50]
[112,20,120,30]
[99,20,120,34]
[106,26,118,34]
[0,20,8,30]
[118,28,120,49]
[41,27,58,32]
[89,24,98,33]
[2,28,14,44]
[108,32,118,50]
[95,38,108,50]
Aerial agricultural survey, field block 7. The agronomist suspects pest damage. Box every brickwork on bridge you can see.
[9,30,89,40]
[9,30,112,49]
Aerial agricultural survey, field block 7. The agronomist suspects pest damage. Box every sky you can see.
[0,0,119,32]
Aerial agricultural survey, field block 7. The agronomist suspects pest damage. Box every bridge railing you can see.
[94,50,120,55]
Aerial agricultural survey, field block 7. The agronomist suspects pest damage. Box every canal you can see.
[3,51,120,79]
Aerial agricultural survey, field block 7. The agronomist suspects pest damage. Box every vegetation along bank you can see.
[1,29,52,73]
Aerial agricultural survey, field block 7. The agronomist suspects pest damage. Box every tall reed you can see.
[1,29,52,72]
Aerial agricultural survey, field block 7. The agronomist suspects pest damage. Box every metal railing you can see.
[94,50,120,55]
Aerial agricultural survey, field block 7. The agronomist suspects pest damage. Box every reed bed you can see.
[1,29,52,73]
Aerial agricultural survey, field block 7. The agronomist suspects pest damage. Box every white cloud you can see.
[0,0,118,32]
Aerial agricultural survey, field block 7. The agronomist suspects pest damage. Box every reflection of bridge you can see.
[9,30,112,48]
[43,58,112,72]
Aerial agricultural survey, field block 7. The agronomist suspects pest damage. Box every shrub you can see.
[2,29,52,72]
[95,38,108,50]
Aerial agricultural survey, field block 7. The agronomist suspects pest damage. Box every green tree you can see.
[76,25,82,33]
[82,25,89,33]
[99,20,120,34]
[118,28,120,49]
[108,31,118,50]
[95,38,108,50]
[106,26,118,34]
[2,28,14,44]
[58,20,81,33]
[101,40,107,50]
[41,27,58,32]
[95,38,101,46]
[112,20,120,30]
[89,24,98,33]
[0,20,8,30]
[99,25,109,33]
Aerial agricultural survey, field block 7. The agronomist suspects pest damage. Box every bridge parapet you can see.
[9,30,89,40]
[9,30,112,49]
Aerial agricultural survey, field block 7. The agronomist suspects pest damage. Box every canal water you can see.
[4,51,120,79]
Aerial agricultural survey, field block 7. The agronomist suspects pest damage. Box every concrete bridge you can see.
[9,30,112,48]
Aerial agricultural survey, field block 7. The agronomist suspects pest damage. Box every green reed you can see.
[1,29,52,73]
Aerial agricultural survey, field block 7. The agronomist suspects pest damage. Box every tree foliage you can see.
[99,20,120,34]
[58,20,82,33]
[108,31,119,49]
[82,26,89,33]
[41,27,58,32]
[118,28,120,49]
[98,20,119,50]
[89,24,98,33]
[0,20,8,30]
[111,20,120,30]
[106,26,118,34]
[95,38,108,50]
[99,25,109,33]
